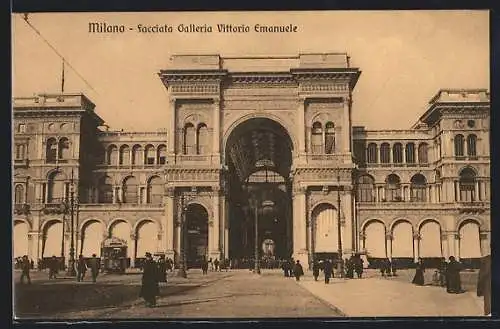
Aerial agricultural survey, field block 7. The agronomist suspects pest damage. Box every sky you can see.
[12,11,489,131]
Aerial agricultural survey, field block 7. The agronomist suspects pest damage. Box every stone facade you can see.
[12,54,490,270]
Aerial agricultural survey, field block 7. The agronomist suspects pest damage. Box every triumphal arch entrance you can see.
[159,54,361,268]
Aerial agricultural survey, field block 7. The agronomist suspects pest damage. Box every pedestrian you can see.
[225,258,230,272]
[477,253,491,315]
[140,252,160,307]
[30,259,34,270]
[354,256,364,278]
[88,254,100,283]
[293,260,304,281]
[20,255,31,284]
[157,255,167,284]
[214,258,220,272]
[412,258,425,286]
[281,260,289,277]
[48,255,58,279]
[312,260,320,281]
[76,255,87,282]
[208,257,213,271]
[323,259,333,284]
[445,256,463,293]
[201,257,208,275]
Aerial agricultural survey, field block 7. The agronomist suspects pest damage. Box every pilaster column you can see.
[341,188,353,256]
[441,232,449,259]
[163,187,175,260]
[212,99,221,160]
[168,98,176,156]
[454,232,461,260]
[292,185,308,266]
[480,231,490,256]
[130,233,136,268]
[475,181,480,201]
[297,98,306,154]
[386,232,392,260]
[209,186,221,260]
[454,180,460,202]
[224,198,230,260]
[343,98,350,152]
[413,232,420,262]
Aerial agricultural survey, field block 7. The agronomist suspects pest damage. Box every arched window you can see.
[393,143,403,164]
[410,174,427,202]
[14,184,25,204]
[46,138,58,163]
[132,145,142,165]
[405,143,415,164]
[107,145,118,165]
[385,174,401,201]
[47,171,66,204]
[122,176,138,204]
[119,145,130,165]
[157,144,167,164]
[367,143,378,163]
[459,168,476,202]
[58,137,70,160]
[357,175,375,202]
[325,122,335,154]
[467,134,477,157]
[98,176,114,203]
[380,143,390,164]
[144,144,155,165]
[454,134,465,157]
[311,122,323,154]
[147,176,163,204]
[197,123,209,154]
[418,143,428,164]
[183,123,196,155]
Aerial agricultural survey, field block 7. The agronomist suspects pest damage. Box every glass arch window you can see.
[325,122,335,154]
[311,122,323,154]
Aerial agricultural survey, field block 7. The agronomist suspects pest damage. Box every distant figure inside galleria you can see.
[12,54,490,272]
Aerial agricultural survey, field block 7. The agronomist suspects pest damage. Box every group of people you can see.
[139,253,171,307]
[411,256,464,294]
[76,254,101,283]
[201,257,230,274]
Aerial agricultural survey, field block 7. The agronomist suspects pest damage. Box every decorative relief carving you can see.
[171,83,219,94]
[300,83,348,93]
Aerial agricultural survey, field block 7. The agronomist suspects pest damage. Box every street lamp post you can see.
[177,194,188,278]
[337,175,344,278]
[67,170,77,276]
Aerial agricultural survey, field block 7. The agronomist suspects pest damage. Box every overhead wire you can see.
[20,13,100,96]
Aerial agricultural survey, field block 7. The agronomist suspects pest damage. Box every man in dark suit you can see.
[477,254,491,316]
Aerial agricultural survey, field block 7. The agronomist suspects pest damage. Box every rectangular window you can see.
[146,157,155,165]
[15,144,26,160]
[159,156,166,165]
[18,124,26,133]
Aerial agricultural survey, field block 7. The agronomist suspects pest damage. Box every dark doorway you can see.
[185,203,208,268]
[225,118,294,263]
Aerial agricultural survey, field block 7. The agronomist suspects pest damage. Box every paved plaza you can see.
[13,268,485,319]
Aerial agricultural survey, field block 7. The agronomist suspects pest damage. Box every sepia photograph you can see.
[11,10,491,319]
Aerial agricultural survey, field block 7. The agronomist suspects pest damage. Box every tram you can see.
[101,237,128,274]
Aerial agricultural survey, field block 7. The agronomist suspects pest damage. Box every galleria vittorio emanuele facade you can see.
[12,53,490,270]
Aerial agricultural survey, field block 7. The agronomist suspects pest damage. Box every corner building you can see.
[12,54,490,270]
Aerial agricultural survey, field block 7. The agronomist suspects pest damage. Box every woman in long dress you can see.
[412,258,425,286]
[140,252,160,307]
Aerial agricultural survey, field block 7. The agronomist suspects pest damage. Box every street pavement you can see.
[298,269,485,317]
[13,269,342,319]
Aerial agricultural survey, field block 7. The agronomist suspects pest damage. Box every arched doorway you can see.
[42,221,63,258]
[136,220,157,259]
[459,220,481,268]
[109,220,131,266]
[185,203,209,268]
[363,220,386,264]
[418,220,442,267]
[81,220,104,257]
[225,118,294,263]
[312,203,338,258]
[13,220,29,258]
[391,220,414,267]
